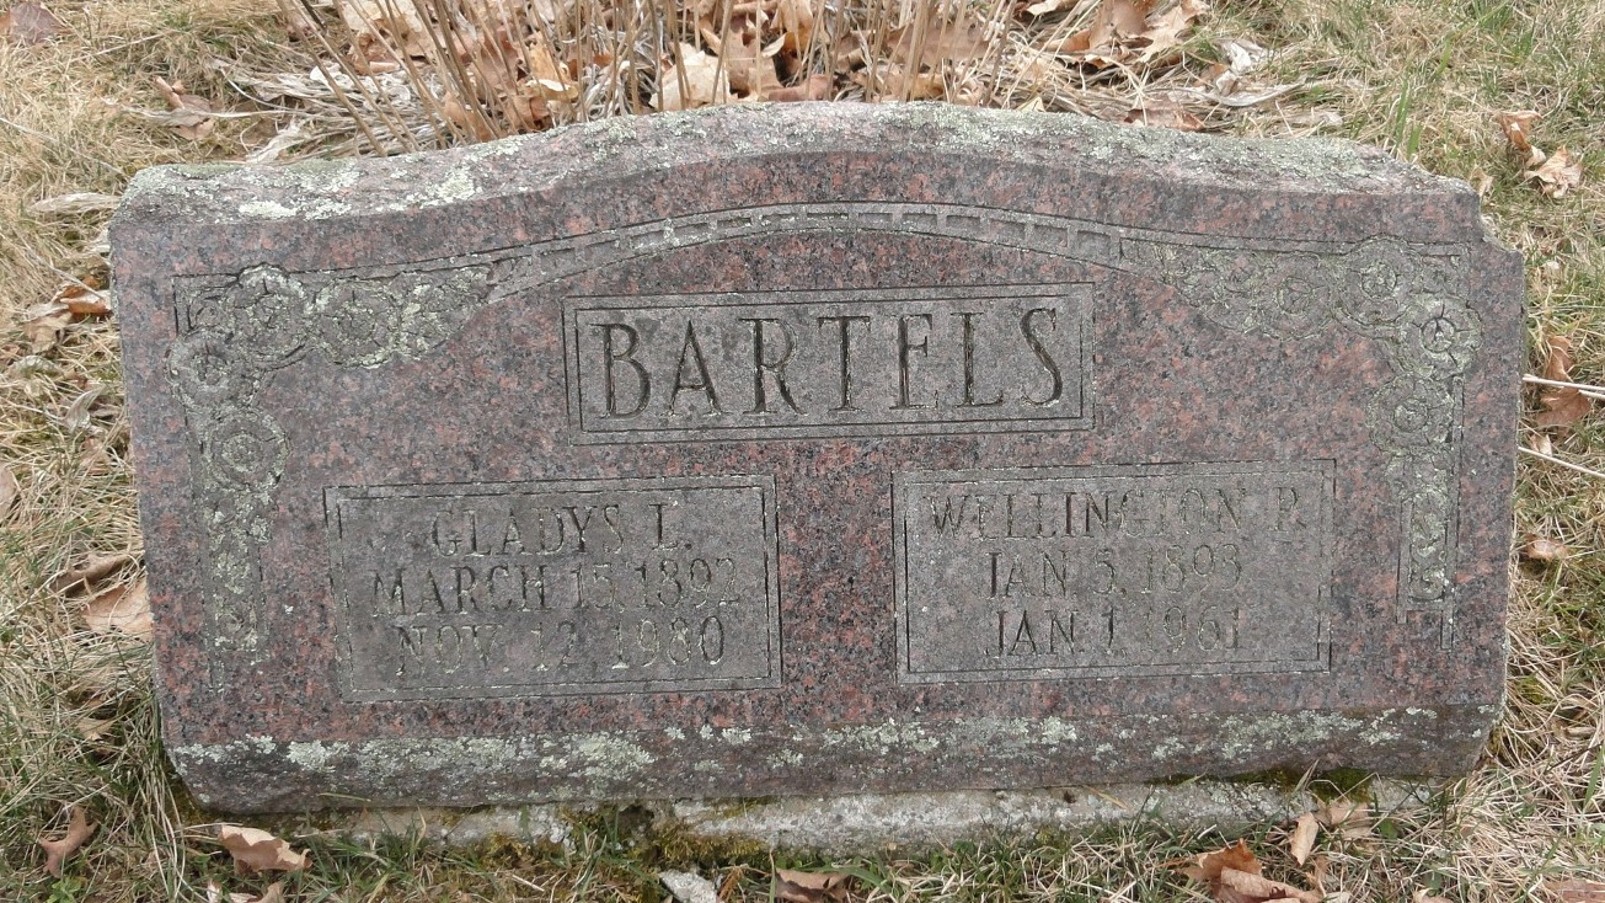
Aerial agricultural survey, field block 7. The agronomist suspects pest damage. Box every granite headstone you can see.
[111,103,1520,813]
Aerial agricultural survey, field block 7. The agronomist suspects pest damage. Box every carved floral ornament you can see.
[165,208,1478,662]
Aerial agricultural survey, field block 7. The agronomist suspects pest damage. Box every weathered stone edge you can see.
[109,103,1477,229]
[172,705,1498,813]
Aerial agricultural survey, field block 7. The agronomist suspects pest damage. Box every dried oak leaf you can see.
[276,0,317,40]
[56,282,111,317]
[1288,812,1318,866]
[1177,838,1259,883]
[1527,146,1583,199]
[1521,535,1571,562]
[0,464,18,520]
[230,882,286,903]
[1537,335,1594,429]
[655,43,730,111]
[774,868,851,903]
[774,0,816,54]
[1,1,62,45]
[1046,0,1206,67]
[1125,102,1203,131]
[1548,878,1605,902]
[1132,0,1208,65]
[523,33,577,101]
[50,552,136,594]
[30,191,120,216]
[889,18,989,70]
[769,73,833,103]
[153,76,215,141]
[23,303,72,353]
[1314,798,1372,840]
[39,805,94,877]
[219,825,309,873]
[1496,109,1541,157]
[1219,867,1321,903]
[84,577,153,640]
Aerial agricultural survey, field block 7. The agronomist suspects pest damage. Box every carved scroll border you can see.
[166,201,1475,680]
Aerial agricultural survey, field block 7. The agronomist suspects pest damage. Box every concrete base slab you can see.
[330,779,1439,855]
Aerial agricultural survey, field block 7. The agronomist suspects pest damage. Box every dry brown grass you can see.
[3,0,1605,900]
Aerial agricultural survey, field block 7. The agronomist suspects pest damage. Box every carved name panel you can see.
[112,104,1521,813]
[896,462,1334,682]
[563,285,1091,440]
[325,477,780,700]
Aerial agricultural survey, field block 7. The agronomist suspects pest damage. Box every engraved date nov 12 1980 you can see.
[324,476,781,700]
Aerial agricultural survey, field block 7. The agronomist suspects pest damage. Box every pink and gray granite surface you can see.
[110,103,1520,812]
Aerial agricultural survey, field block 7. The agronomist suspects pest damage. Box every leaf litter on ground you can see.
[0,0,61,45]
[773,868,852,903]
[1173,839,1322,903]
[84,576,153,640]
[38,804,95,877]
[1287,812,1318,866]
[218,825,310,873]
[49,551,138,594]
[1536,334,1594,429]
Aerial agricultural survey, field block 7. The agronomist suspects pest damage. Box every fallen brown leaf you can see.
[890,17,989,70]
[1132,0,1208,65]
[30,191,121,216]
[154,76,216,140]
[1220,866,1321,903]
[1045,0,1142,57]
[84,577,153,640]
[854,62,946,100]
[1288,812,1318,866]
[1521,535,1570,562]
[774,868,851,903]
[276,0,316,40]
[1045,0,1206,67]
[1314,798,1373,840]
[655,43,731,111]
[62,384,107,433]
[1496,109,1541,156]
[76,715,115,740]
[39,805,94,877]
[219,825,309,873]
[50,552,137,594]
[1548,877,1605,902]
[56,282,112,317]
[1527,146,1583,198]
[0,464,17,520]
[1125,102,1203,131]
[1177,839,1289,902]
[1,1,62,45]
[23,304,72,353]
[523,32,577,101]
[1306,853,1330,895]
[1537,335,1594,429]
[232,882,286,903]
[769,73,833,102]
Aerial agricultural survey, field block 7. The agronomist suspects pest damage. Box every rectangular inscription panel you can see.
[564,284,1091,442]
[325,476,780,701]
[895,462,1335,682]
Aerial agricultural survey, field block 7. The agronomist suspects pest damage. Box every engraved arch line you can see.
[489,201,1466,300]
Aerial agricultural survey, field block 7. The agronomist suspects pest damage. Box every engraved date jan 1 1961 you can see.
[324,476,780,700]
[895,462,1335,682]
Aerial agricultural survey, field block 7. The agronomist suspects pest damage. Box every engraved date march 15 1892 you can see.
[324,476,781,700]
